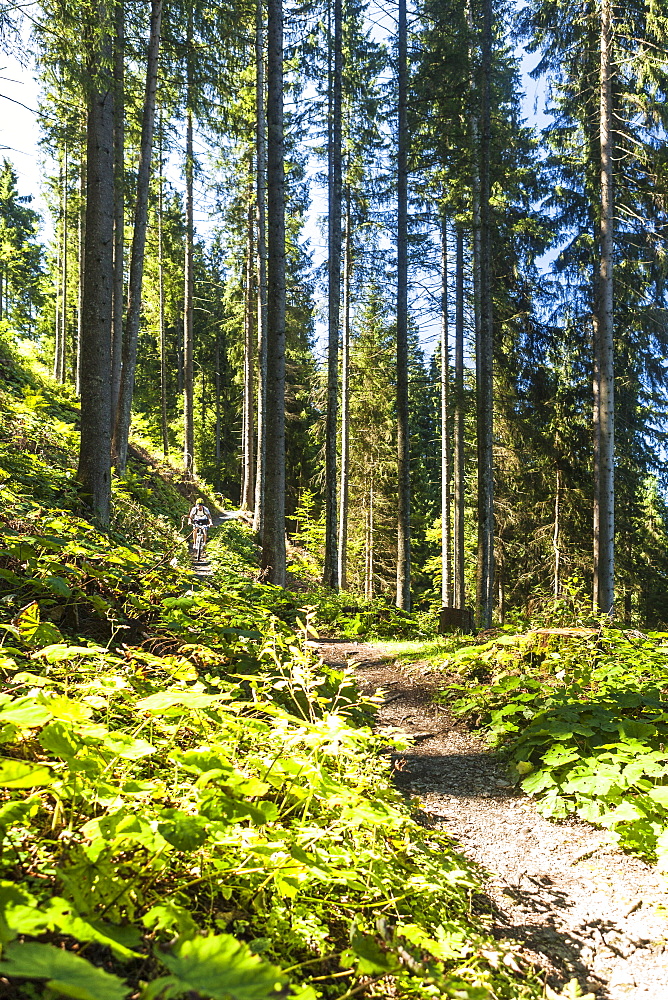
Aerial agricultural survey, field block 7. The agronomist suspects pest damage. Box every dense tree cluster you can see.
[3,0,668,623]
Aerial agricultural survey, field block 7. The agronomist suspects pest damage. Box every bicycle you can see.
[193,523,207,562]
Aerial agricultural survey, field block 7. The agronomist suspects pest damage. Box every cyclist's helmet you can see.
[196,497,204,505]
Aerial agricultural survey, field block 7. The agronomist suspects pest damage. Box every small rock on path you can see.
[318,639,668,1000]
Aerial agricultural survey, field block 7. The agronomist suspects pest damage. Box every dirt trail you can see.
[190,511,241,578]
[319,639,668,999]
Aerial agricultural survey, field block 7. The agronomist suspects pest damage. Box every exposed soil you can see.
[318,639,668,999]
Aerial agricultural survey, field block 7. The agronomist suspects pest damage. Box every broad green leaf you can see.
[142,901,198,939]
[0,697,52,728]
[648,786,668,808]
[521,769,555,794]
[15,601,63,648]
[42,695,93,723]
[345,930,400,974]
[0,941,129,1000]
[157,809,208,852]
[44,575,72,598]
[33,644,107,663]
[159,932,287,1000]
[103,733,155,760]
[136,690,222,713]
[39,721,82,759]
[0,758,54,788]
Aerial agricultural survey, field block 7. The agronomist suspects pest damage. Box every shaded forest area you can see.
[2,0,668,626]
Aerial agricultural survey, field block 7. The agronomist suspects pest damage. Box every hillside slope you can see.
[0,342,544,999]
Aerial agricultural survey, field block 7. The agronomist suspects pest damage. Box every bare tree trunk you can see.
[453,226,465,609]
[497,540,505,624]
[367,477,374,600]
[554,467,562,600]
[254,0,268,537]
[242,189,256,509]
[396,0,411,610]
[110,0,124,425]
[158,118,168,456]
[76,137,86,395]
[338,191,351,590]
[215,335,222,487]
[77,0,114,525]
[440,213,452,606]
[476,0,495,628]
[592,281,600,610]
[596,0,615,613]
[261,0,286,585]
[59,142,68,383]
[113,0,163,474]
[53,236,61,379]
[323,0,342,589]
[183,7,195,477]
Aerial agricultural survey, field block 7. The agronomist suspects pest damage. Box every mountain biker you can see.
[188,498,213,550]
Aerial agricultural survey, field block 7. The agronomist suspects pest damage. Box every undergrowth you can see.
[0,341,544,999]
[437,627,668,869]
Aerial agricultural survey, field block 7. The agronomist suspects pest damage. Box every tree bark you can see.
[110,0,124,426]
[53,155,63,382]
[261,0,287,585]
[183,6,195,476]
[365,475,374,601]
[59,142,68,383]
[215,334,222,487]
[241,188,256,509]
[440,213,452,606]
[592,272,600,609]
[323,0,342,589]
[254,0,268,537]
[338,190,351,590]
[76,137,86,395]
[596,0,615,613]
[113,0,163,474]
[476,0,495,628]
[158,117,168,456]
[453,226,465,609]
[396,0,411,610]
[77,0,114,526]
[554,467,562,600]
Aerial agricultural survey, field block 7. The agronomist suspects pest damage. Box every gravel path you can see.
[319,639,668,999]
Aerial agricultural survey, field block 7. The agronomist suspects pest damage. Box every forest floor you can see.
[318,638,668,1000]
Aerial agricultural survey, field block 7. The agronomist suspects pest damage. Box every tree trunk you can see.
[476,0,495,628]
[440,213,452,606]
[554,467,562,600]
[110,0,124,426]
[396,0,411,610]
[592,277,600,610]
[338,190,351,590]
[241,189,256,509]
[77,0,114,526]
[183,8,195,477]
[53,156,63,382]
[76,137,86,395]
[323,0,342,589]
[59,142,68,383]
[596,0,615,613]
[453,226,465,609]
[53,245,60,378]
[113,0,163,474]
[215,334,222,487]
[365,476,374,601]
[253,0,268,537]
[158,117,168,456]
[261,0,287,585]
